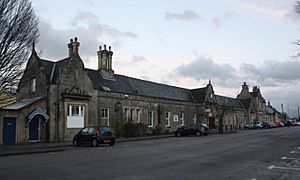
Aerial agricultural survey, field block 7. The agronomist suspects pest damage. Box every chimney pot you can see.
[99,46,102,51]
[104,44,106,50]
[74,37,78,42]
[109,46,111,51]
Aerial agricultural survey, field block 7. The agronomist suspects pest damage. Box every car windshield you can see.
[88,127,95,133]
[100,127,110,132]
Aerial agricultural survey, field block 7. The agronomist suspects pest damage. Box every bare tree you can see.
[0,0,39,98]
[294,1,300,56]
[296,1,300,15]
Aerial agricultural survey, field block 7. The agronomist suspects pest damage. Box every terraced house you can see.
[0,37,280,144]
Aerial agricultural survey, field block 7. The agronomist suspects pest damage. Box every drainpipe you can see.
[55,67,61,142]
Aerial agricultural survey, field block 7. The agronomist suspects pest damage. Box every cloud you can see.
[212,12,234,27]
[80,0,94,6]
[116,55,148,68]
[71,11,137,39]
[165,10,201,21]
[264,86,300,118]
[172,54,300,91]
[131,55,148,64]
[175,55,238,86]
[37,11,137,60]
[240,60,300,85]
[233,0,295,19]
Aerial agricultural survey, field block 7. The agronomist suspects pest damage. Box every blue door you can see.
[3,117,16,145]
[29,118,39,141]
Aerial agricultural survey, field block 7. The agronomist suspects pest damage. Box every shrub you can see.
[153,123,164,135]
[115,120,125,138]
[124,122,148,137]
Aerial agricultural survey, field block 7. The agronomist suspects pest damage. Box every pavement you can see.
[0,134,175,157]
[0,130,238,157]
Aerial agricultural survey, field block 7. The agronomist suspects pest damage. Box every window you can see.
[71,106,80,116]
[124,108,129,122]
[101,108,109,126]
[136,109,141,123]
[147,111,153,127]
[30,78,36,93]
[180,112,184,126]
[165,112,170,127]
[131,109,135,121]
[67,105,85,128]
[193,113,197,124]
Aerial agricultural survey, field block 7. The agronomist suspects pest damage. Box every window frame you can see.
[180,112,184,126]
[30,78,36,93]
[67,104,85,128]
[147,111,153,127]
[165,112,171,127]
[101,108,110,126]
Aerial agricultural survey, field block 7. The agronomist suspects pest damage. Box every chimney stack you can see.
[68,39,74,57]
[67,37,80,57]
[97,44,113,71]
[72,37,80,55]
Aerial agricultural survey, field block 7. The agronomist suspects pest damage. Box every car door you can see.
[189,124,197,135]
[78,127,89,143]
[86,127,96,142]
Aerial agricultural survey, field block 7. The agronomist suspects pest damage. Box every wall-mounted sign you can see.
[173,115,179,122]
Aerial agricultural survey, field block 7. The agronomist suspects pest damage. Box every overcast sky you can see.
[31,0,300,117]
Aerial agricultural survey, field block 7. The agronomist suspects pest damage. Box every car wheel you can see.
[73,139,79,147]
[204,133,208,136]
[110,140,115,146]
[176,132,181,137]
[91,139,99,147]
[196,131,202,136]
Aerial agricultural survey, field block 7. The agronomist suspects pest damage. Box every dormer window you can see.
[31,78,36,93]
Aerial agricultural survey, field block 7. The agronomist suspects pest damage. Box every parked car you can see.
[293,121,300,126]
[175,124,209,137]
[269,122,277,128]
[262,121,276,128]
[262,121,272,129]
[73,126,115,147]
[275,121,284,127]
[244,121,263,129]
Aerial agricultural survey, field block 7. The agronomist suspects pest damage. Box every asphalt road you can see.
[1,127,300,180]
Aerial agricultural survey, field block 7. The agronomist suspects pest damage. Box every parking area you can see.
[267,146,300,177]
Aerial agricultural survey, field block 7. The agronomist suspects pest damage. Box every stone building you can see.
[265,101,283,123]
[0,37,280,144]
[215,95,247,132]
[0,38,220,144]
[237,82,267,123]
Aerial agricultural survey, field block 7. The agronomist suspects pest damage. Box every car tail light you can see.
[96,127,100,135]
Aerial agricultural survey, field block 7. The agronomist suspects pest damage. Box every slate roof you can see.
[215,95,244,109]
[86,69,194,102]
[191,87,207,103]
[1,97,43,110]
[38,58,69,83]
[239,99,251,109]
[266,106,275,114]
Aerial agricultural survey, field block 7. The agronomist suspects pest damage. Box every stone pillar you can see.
[97,46,102,70]
[72,37,80,55]
[108,46,113,70]
[67,39,73,57]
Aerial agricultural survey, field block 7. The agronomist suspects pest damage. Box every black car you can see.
[175,124,209,137]
[262,121,272,128]
[73,126,115,147]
